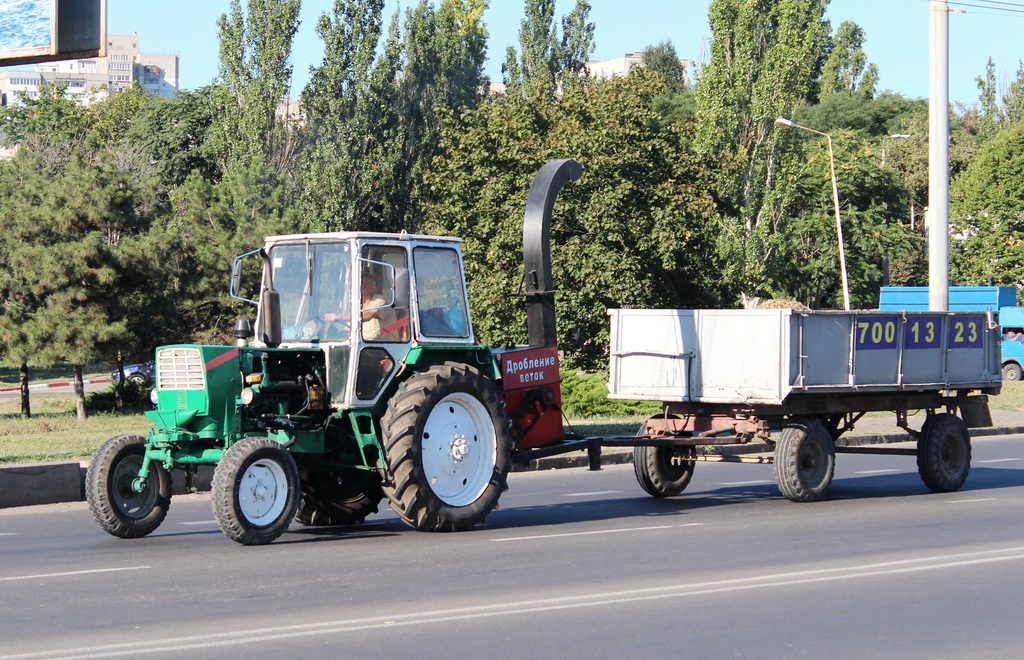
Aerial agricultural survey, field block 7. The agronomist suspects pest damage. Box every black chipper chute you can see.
[523,158,583,348]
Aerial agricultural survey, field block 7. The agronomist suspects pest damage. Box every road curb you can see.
[3,426,1023,510]
[0,377,111,393]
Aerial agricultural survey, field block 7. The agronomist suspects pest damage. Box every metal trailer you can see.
[514,307,1002,503]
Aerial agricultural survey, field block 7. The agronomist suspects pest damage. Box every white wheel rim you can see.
[238,458,289,524]
[421,392,497,507]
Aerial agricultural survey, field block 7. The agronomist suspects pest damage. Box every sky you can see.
[101,0,1024,105]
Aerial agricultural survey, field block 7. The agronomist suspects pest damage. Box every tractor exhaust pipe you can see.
[523,159,582,348]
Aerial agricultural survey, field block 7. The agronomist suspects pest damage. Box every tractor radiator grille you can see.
[156,347,205,391]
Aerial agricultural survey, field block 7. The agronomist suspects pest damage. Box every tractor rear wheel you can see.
[295,470,384,526]
[212,436,300,545]
[86,434,171,538]
[381,362,512,532]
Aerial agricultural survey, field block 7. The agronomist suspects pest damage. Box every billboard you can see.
[0,0,106,66]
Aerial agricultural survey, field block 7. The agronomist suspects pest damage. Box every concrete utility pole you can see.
[929,0,950,311]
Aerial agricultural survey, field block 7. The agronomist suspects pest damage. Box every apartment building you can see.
[0,34,179,106]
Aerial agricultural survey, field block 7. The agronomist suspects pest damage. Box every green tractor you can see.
[86,160,580,545]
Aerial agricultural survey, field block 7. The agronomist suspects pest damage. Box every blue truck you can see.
[879,286,1024,381]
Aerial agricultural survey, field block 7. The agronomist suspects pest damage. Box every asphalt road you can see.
[3,435,1024,659]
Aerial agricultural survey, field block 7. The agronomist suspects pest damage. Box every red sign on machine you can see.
[499,345,560,391]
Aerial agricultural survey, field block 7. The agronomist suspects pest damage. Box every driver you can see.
[325,272,395,341]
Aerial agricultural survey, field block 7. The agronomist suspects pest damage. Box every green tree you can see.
[0,81,86,169]
[950,124,1024,287]
[297,0,489,232]
[425,70,724,369]
[694,0,830,301]
[152,162,294,342]
[502,0,594,97]
[122,86,221,186]
[819,21,878,97]
[771,130,917,308]
[643,40,688,95]
[0,154,160,418]
[210,0,301,169]
[975,57,1000,140]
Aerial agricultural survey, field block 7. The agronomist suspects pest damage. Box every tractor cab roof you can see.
[263,231,463,245]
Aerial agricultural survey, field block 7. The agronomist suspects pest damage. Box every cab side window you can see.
[413,247,469,338]
[360,246,409,343]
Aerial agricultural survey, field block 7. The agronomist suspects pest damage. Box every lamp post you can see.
[775,117,850,311]
[881,133,912,165]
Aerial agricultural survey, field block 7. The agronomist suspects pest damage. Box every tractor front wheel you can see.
[381,362,512,532]
[212,437,300,545]
[86,434,171,538]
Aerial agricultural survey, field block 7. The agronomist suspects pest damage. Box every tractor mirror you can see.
[259,288,282,348]
[395,266,410,311]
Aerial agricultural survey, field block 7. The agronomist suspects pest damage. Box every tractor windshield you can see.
[270,241,353,342]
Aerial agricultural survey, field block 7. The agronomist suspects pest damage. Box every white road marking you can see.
[945,498,996,504]
[176,520,218,526]
[854,469,902,475]
[976,458,1022,463]
[562,490,621,497]
[493,525,675,542]
[0,566,150,582]
[8,547,1024,659]
[718,480,774,486]
[0,533,18,536]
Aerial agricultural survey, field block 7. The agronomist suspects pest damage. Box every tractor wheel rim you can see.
[112,455,157,519]
[422,392,497,507]
[238,458,288,524]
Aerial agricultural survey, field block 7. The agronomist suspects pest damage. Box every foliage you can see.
[559,370,660,418]
[425,70,724,369]
[122,86,221,186]
[209,0,301,169]
[643,41,688,94]
[152,161,294,342]
[770,131,918,308]
[694,0,830,301]
[296,0,489,232]
[502,0,594,98]
[818,21,878,98]
[950,124,1024,288]
[86,380,154,414]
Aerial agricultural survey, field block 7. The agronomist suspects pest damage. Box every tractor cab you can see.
[234,232,476,409]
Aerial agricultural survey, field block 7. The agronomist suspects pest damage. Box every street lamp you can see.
[881,133,911,165]
[775,117,850,311]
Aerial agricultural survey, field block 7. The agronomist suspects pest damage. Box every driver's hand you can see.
[324,313,342,322]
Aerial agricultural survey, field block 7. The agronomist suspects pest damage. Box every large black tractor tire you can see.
[381,362,512,532]
[295,470,385,526]
[917,413,971,492]
[86,434,171,538]
[774,419,835,502]
[212,436,300,545]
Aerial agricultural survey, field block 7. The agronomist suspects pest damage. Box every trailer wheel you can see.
[634,445,696,497]
[86,434,171,538]
[917,413,971,492]
[381,362,512,532]
[774,419,835,502]
[1002,362,1023,381]
[212,437,300,545]
[295,470,384,526]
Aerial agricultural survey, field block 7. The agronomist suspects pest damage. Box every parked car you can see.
[111,361,155,384]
